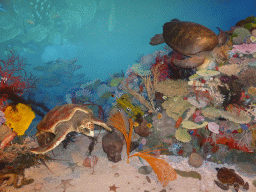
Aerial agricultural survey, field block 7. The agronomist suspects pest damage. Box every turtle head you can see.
[78,120,94,137]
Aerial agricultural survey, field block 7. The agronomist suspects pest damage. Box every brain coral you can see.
[155,79,188,97]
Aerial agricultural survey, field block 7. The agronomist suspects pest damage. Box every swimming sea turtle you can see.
[150,19,228,68]
[214,167,249,192]
[30,104,112,155]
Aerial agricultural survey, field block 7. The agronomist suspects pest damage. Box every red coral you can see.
[0,50,36,109]
[151,54,170,81]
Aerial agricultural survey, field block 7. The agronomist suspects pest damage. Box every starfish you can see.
[55,179,74,192]
[109,184,120,192]
[64,162,81,174]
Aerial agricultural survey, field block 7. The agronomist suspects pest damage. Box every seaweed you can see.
[174,169,202,180]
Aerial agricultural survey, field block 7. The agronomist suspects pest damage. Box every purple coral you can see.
[231,43,256,54]
[0,110,6,125]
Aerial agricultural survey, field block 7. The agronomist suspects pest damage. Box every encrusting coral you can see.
[155,79,189,97]
[162,96,192,121]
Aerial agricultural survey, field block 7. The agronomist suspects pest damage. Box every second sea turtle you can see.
[150,19,228,68]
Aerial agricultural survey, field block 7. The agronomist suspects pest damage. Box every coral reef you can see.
[155,79,188,97]
[0,50,37,109]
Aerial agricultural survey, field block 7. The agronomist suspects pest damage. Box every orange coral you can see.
[109,111,177,187]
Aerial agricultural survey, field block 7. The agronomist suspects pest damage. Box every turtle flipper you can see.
[214,180,229,190]
[243,182,249,190]
[92,120,112,132]
[31,123,73,154]
[149,34,165,45]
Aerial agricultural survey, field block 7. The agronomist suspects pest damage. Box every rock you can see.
[188,153,204,168]
[102,131,123,163]
[145,176,151,183]
[138,165,153,175]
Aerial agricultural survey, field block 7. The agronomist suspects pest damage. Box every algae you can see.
[253,180,256,187]
[174,169,202,180]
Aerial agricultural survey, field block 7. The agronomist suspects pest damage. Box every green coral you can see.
[162,96,192,121]
[110,77,124,87]
[233,27,251,40]
[175,128,191,142]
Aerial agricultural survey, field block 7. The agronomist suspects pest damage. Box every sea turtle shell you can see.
[215,167,249,191]
[163,20,219,56]
[37,104,96,132]
[31,104,112,154]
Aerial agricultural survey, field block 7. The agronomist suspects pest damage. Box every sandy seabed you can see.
[2,132,256,192]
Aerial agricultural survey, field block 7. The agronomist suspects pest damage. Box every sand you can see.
[1,132,256,192]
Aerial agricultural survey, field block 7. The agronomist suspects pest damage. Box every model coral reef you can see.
[2,15,256,192]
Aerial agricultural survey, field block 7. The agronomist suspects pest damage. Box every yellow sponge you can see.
[4,103,36,135]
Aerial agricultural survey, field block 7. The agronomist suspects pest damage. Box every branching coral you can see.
[0,50,37,109]
[120,70,157,113]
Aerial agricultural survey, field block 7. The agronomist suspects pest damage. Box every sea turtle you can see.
[150,19,229,68]
[214,167,249,192]
[30,104,112,155]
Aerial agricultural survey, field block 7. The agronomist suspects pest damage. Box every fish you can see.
[133,122,139,127]
[146,123,152,128]
[0,131,18,149]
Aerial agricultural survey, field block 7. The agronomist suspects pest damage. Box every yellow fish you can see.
[158,113,162,119]
[27,20,34,24]
[133,122,139,127]
[147,123,152,128]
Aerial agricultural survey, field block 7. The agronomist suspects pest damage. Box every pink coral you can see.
[231,43,256,54]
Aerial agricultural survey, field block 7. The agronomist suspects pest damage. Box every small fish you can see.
[27,20,35,24]
[133,122,139,127]
[162,95,168,100]
[147,123,152,128]
[157,113,162,119]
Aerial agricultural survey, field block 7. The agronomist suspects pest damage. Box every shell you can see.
[37,104,92,132]
[208,122,220,134]
[83,155,98,173]
[82,155,98,168]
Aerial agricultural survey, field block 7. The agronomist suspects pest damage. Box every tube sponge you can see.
[4,103,36,135]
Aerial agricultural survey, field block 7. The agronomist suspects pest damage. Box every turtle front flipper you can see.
[92,120,112,132]
[214,180,229,190]
[149,34,165,45]
[31,122,73,155]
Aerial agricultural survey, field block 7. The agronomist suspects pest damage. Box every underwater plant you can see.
[108,111,177,187]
